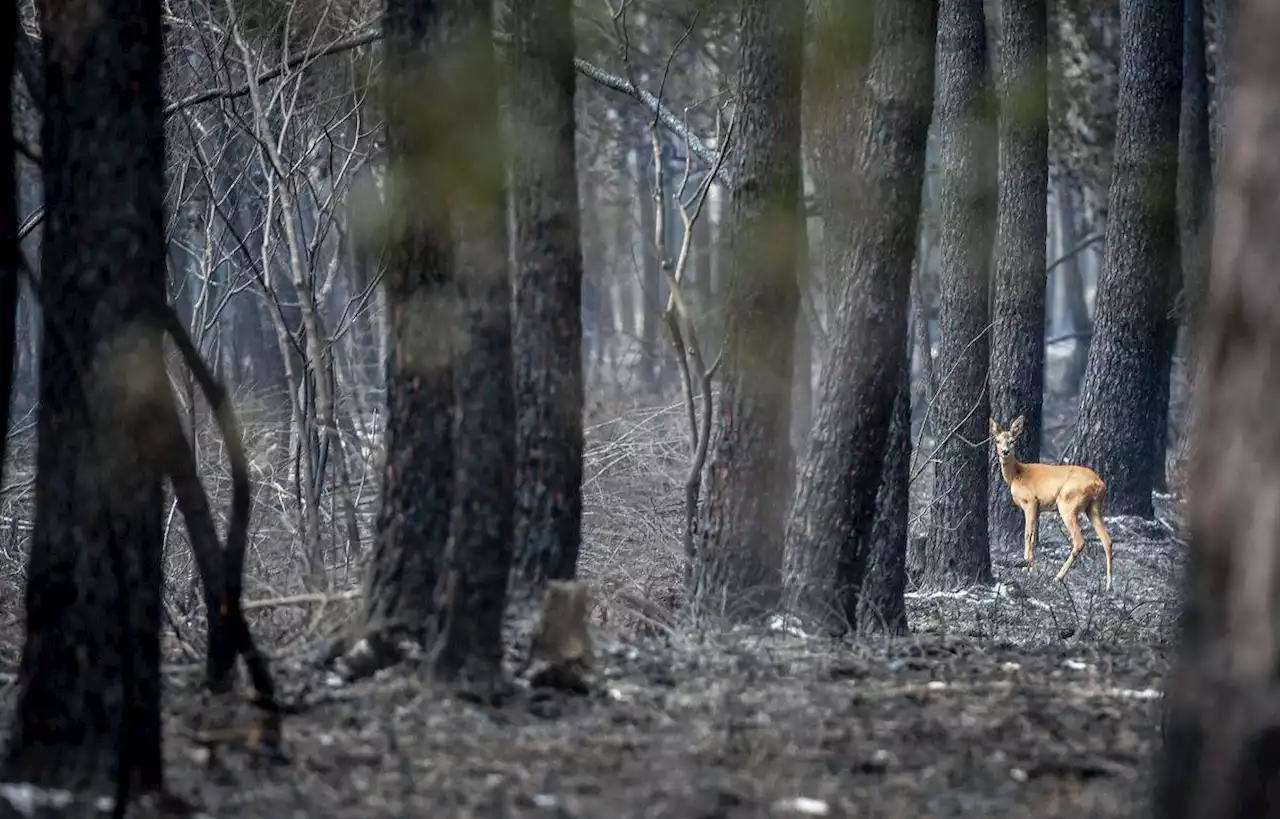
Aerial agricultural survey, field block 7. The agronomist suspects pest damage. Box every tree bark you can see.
[430,0,516,699]
[1065,0,1182,519]
[0,0,16,486]
[348,0,457,677]
[1154,0,1280,810]
[1056,178,1090,396]
[925,0,996,590]
[858,359,911,636]
[1178,0,1213,349]
[783,0,937,634]
[4,0,167,797]
[509,0,585,590]
[989,0,1048,558]
[693,0,803,621]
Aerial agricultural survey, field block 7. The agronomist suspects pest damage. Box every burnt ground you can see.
[0,395,1189,819]
[0,495,1182,819]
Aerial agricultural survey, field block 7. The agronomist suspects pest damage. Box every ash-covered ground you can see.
[0,395,1189,818]
[0,493,1183,819]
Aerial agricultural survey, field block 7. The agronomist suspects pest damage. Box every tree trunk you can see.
[430,1,516,699]
[1180,0,1212,342]
[347,0,457,677]
[792,216,814,456]
[510,0,585,591]
[988,0,1048,558]
[4,0,167,797]
[858,359,911,636]
[0,0,16,485]
[693,0,803,621]
[925,0,996,590]
[1065,0,1182,519]
[1154,0,1280,810]
[1153,0,1211,493]
[783,0,937,634]
[635,132,662,396]
[1056,178,1090,396]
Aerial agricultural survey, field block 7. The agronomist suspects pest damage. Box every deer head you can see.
[989,416,1025,461]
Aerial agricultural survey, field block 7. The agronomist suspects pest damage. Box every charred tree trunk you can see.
[857,358,911,636]
[1178,0,1212,348]
[783,0,937,634]
[1056,179,1090,396]
[1154,0,1211,492]
[925,0,996,590]
[792,214,814,455]
[989,0,1048,560]
[0,0,16,485]
[430,1,516,699]
[510,0,585,591]
[347,0,457,678]
[4,0,167,797]
[1154,0,1280,810]
[694,0,803,621]
[1065,0,1182,519]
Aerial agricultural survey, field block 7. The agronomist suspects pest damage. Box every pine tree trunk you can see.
[925,0,996,590]
[1155,0,1280,809]
[510,0,585,590]
[1065,0,1182,519]
[1178,0,1212,346]
[694,0,803,621]
[4,0,167,795]
[858,359,911,636]
[430,1,516,698]
[1056,179,1090,396]
[988,0,1048,559]
[783,0,937,633]
[0,0,16,485]
[351,0,458,675]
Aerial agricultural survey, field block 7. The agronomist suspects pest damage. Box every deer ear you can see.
[1010,416,1026,437]
[989,417,999,438]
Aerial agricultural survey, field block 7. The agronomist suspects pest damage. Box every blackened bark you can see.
[925,0,995,590]
[430,1,516,697]
[1178,0,1212,341]
[792,213,814,455]
[351,0,456,675]
[510,0,585,590]
[1057,179,1090,396]
[694,0,803,621]
[858,359,910,636]
[0,0,16,484]
[5,0,167,796]
[783,0,937,634]
[1065,0,1182,519]
[989,0,1048,559]
[1154,1,1280,810]
[1153,0,1211,493]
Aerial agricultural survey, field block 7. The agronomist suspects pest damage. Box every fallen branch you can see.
[242,589,362,611]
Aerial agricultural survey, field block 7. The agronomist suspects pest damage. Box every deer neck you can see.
[999,454,1023,486]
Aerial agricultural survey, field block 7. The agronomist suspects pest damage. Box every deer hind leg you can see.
[1054,498,1088,585]
[1022,503,1039,571]
[1087,496,1114,592]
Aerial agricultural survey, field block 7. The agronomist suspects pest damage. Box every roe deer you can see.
[990,416,1114,591]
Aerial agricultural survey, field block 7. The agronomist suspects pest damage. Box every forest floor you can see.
[0,394,1188,818]
[0,494,1181,819]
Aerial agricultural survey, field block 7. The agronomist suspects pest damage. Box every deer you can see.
[989,416,1114,592]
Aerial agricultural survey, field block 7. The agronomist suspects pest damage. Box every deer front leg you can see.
[1022,503,1038,571]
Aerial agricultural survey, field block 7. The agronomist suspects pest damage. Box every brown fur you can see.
[990,416,1114,591]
